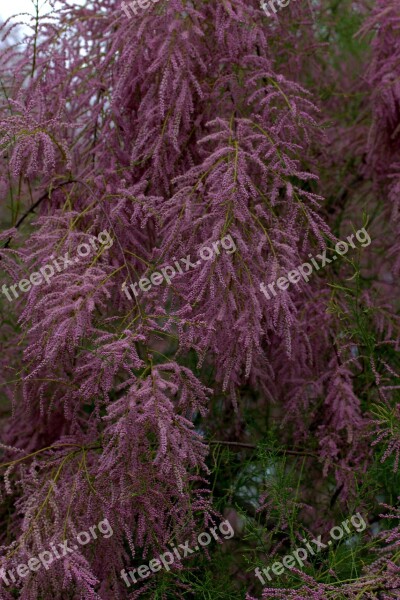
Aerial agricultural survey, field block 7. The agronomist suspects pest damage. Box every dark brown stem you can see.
[209,440,353,472]
[2,180,77,250]
[209,440,316,458]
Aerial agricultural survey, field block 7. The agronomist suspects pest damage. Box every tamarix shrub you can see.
[0,0,399,599]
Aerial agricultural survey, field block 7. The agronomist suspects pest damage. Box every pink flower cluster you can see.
[259,226,371,300]
[1,230,113,303]
[121,519,234,587]
[0,519,113,587]
[121,234,236,300]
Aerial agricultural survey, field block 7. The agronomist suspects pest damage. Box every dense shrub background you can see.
[0,0,399,598]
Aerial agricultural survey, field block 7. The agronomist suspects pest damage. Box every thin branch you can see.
[209,440,316,457]
[209,440,354,472]
[1,179,77,250]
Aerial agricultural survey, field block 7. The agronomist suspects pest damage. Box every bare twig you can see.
[209,440,316,458]
[1,179,77,251]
